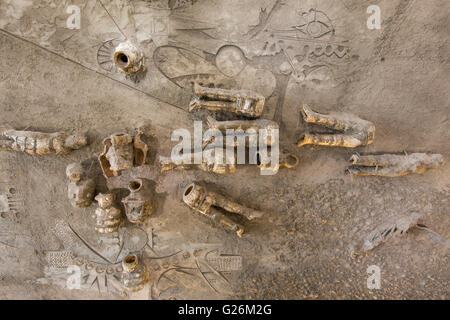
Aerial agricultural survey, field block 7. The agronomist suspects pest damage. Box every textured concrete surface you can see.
[0,0,448,299]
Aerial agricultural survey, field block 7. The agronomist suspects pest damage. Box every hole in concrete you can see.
[129,180,142,191]
[125,255,136,264]
[115,53,129,67]
[185,185,193,196]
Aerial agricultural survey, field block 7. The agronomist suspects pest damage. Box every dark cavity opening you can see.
[185,185,194,196]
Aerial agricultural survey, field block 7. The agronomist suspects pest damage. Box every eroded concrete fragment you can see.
[99,130,148,178]
[205,116,278,147]
[0,129,87,155]
[298,105,375,148]
[93,193,123,234]
[113,41,146,75]
[161,147,297,174]
[189,84,265,118]
[160,148,237,175]
[121,253,149,292]
[122,179,153,223]
[361,213,422,252]
[182,183,263,237]
[66,163,95,208]
[347,153,444,177]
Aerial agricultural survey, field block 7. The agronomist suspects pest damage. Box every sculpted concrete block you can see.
[160,148,237,175]
[182,183,263,237]
[113,41,145,75]
[99,130,148,178]
[122,179,153,223]
[189,84,265,118]
[298,105,375,148]
[347,153,444,177]
[121,254,149,292]
[66,163,95,208]
[161,148,297,174]
[0,129,87,155]
[93,193,123,234]
[205,116,278,147]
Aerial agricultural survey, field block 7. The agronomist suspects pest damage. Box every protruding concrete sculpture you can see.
[160,148,237,175]
[66,163,96,208]
[0,129,87,155]
[297,105,375,148]
[113,41,145,75]
[99,133,134,177]
[99,130,148,178]
[347,153,444,177]
[93,193,123,234]
[189,84,265,118]
[121,253,149,292]
[122,179,153,223]
[182,183,263,237]
[205,116,278,147]
[160,147,297,174]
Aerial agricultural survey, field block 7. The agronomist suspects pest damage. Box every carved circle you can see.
[215,45,246,77]
[285,154,299,168]
[307,21,323,37]
[122,227,148,252]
